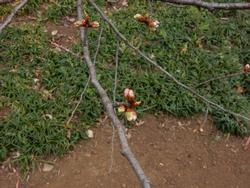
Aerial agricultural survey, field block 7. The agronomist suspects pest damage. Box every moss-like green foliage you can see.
[0,0,249,176]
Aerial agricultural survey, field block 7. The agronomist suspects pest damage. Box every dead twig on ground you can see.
[0,0,28,34]
[88,0,250,123]
[77,0,151,187]
[65,77,90,128]
[199,105,209,132]
[51,41,81,58]
[62,28,104,128]
[195,72,244,88]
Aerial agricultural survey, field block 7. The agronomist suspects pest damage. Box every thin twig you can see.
[77,1,151,187]
[51,41,88,128]
[65,77,90,127]
[138,105,157,113]
[88,0,250,122]
[93,27,104,64]
[161,0,250,10]
[195,72,244,88]
[51,41,81,58]
[199,105,209,132]
[63,27,104,127]
[113,40,119,103]
[0,0,28,34]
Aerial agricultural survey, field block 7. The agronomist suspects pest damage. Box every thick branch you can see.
[161,0,250,10]
[77,0,151,187]
[88,0,250,122]
[0,0,28,34]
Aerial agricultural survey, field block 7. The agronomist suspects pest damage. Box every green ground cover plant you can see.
[0,0,249,176]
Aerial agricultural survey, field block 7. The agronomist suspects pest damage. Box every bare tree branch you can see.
[109,39,120,174]
[77,0,151,187]
[161,0,250,10]
[0,0,28,34]
[0,0,14,4]
[88,0,250,122]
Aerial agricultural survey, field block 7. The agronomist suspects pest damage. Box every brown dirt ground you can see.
[45,17,79,48]
[1,114,250,188]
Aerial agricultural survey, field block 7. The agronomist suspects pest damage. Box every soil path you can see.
[1,114,250,188]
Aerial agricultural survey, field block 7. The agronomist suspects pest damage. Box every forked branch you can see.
[77,0,151,187]
[88,0,250,122]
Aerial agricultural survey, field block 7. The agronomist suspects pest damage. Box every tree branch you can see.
[161,0,250,10]
[88,0,250,122]
[0,0,28,34]
[77,0,151,187]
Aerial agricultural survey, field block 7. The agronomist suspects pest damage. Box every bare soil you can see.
[1,114,250,188]
[45,17,79,48]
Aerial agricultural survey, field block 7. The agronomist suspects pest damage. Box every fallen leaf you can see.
[41,89,53,100]
[86,129,94,138]
[44,114,53,119]
[180,43,188,54]
[235,85,244,94]
[51,30,58,36]
[67,130,71,139]
[12,151,20,159]
[42,163,54,172]
[66,16,76,23]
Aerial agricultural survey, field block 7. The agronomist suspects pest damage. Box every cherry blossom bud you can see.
[243,64,250,73]
[125,108,137,121]
[132,101,141,107]
[74,20,86,27]
[89,21,100,28]
[124,88,135,99]
[134,14,142,19]
[118,105,126,113]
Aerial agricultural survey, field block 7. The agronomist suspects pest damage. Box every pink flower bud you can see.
[125,108,137,121]
[244,64,250,73]
[118,105,126,113]
[124,88,135,100]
